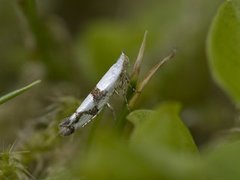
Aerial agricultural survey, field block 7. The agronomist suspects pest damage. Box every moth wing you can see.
[97,62,124,91]
[76,94,95,112]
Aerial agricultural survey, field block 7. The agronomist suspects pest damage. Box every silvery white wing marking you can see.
[59,53,129,136]
[96,53,128,92]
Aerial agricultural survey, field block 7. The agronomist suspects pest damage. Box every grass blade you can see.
[131,31,148,82]
[0,80,41,105]
[129,50,176,108]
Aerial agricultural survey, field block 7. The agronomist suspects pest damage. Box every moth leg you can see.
[107,103,116,120]
[114,89,128,105]
[114,89,120,96]
[115,89,130,111]
[124,74,134,90]
[114,89,130,112]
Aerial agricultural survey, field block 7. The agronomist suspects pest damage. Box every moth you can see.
[59,53,129,136]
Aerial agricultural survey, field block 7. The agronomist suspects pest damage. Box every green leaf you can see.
[204,140,240,180]
[59,103,202,180]
[127,109,154,126]
[77,133,160,180]
[126,103,203,180]
[0,80,41,105]
[77,132,203,180]
[128,102,198,153]
[207,0,240,105]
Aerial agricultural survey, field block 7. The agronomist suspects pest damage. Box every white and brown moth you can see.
[59,53,129,136]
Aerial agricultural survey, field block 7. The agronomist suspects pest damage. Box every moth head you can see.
[59,118,75,136]
[120,52,129,68]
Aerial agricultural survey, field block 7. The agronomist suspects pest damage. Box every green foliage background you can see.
[1,0,240,179]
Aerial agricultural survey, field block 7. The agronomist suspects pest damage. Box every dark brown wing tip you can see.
[59,126,75,136]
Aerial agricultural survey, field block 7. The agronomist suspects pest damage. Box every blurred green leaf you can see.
[207,0,240,105]
[126,103,204,180]
[75,22,145,83]
[80,132,204,180]
[127,109,154,126]
[66,103,201,180]
[17,0,78,81]
[78,133,160,180]
[205,140,240,180]
[0,80,41,105]
[128,102,198,153]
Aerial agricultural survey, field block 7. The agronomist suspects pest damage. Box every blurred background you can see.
[0,0,235,158]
